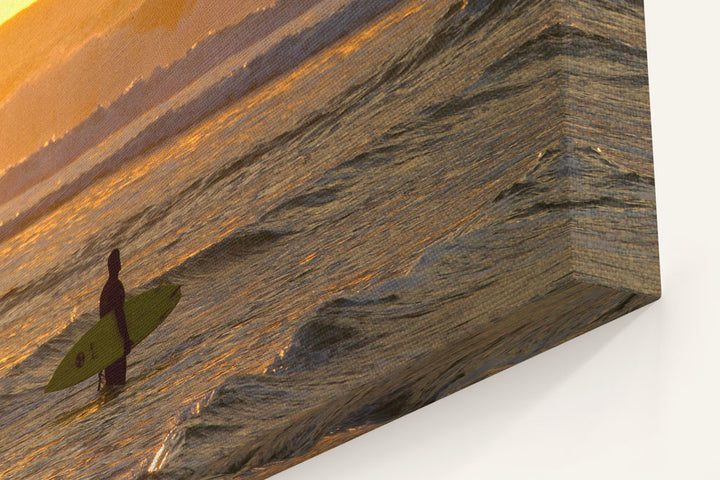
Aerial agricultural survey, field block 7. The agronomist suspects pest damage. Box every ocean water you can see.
[0,0,655,478]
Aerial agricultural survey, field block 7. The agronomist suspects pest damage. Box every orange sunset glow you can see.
[0,0,36,26]
[0,0,268,172]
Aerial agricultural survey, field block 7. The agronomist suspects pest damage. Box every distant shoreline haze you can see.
[0,0,271,174]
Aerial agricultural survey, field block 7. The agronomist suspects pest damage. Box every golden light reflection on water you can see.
[53,392,116,426]
[331,4,425,59]
[148,437,170,473]
[56,1,441,309]
[299,252,317,265]
[0,1,482,477]
[240,2,426,116]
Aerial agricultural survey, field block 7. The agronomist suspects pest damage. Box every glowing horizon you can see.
[0,0,37,27]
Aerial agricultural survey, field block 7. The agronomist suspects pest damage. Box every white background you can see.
[276,2,720,478]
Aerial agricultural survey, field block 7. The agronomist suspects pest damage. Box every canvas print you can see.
[0,0,660,478]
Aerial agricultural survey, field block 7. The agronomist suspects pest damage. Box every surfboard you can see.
[45,284,182,393]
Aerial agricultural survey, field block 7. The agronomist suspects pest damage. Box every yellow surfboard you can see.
[45,284,182,393]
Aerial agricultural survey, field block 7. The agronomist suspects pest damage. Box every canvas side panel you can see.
[553,0,661,296]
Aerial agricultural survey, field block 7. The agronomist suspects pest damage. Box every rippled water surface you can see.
[0,0,655,478]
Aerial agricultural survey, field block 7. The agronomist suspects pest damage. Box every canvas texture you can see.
[0,0,658,478]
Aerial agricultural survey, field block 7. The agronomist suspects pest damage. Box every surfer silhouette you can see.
[98,249,133,389]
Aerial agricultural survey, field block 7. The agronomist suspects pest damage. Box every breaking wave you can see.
[0,0,402,241]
